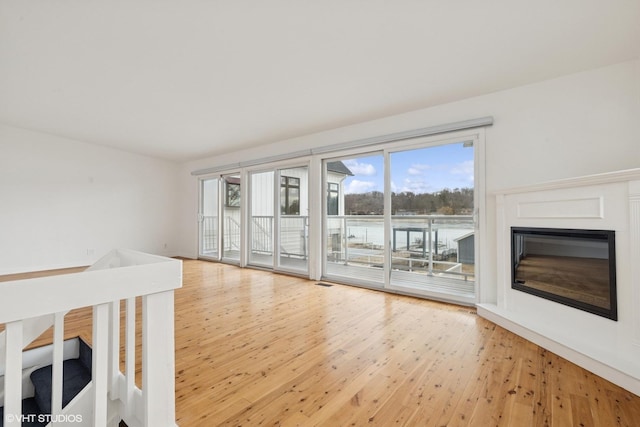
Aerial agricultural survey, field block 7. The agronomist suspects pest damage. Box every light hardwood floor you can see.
[3,259,640,426]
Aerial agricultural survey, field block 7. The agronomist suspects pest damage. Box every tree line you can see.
[344,188,473,215]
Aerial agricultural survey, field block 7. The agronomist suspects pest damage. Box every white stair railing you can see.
[1,249,182,427]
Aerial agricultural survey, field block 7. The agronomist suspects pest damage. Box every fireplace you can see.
[483,169,640,394]
[511,227,617,320]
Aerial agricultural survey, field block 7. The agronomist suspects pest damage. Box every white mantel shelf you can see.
[491,168,640,195]
[481,168,640,396]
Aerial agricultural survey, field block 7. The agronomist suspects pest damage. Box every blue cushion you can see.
[30,359,91,415]
[0,397,46,427]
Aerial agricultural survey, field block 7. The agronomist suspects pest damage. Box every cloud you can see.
[450,160,474,183]
[343,159,376,176]
[407,163,430,176]
[398,177,433,194]
[345,179,377,194]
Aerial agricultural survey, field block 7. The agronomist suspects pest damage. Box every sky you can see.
[342,141,474,194]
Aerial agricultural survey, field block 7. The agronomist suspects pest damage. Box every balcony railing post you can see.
[343,216,348,264]
[428,219,434,275]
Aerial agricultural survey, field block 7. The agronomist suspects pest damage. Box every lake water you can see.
[337,219,474,252]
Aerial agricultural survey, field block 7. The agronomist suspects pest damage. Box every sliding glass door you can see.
[199,177,220,260]
[388,141,475,301]
[323,136,478,304]
[198,174,243,265]
[222,174,241,264]
[243,164,309,275]
[324,154,385,288]
[249,170,274,268]
[277,166,309,274]
[196,130,480,304]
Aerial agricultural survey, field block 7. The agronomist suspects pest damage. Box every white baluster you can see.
[93,303,109,427]
[52,311,65,416]
[108,301,120,400]
[4,321,23,427]
[125,297,136,419]
[142,291,176,427]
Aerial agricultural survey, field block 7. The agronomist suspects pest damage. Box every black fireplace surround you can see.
[511,227,617,320]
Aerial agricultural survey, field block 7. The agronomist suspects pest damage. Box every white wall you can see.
[0,125,180,274]
[178,59,640,290]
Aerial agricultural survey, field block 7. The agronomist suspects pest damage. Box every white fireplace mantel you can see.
[478,168,640,395]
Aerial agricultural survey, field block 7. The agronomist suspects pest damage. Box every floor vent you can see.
[316,282,334,287]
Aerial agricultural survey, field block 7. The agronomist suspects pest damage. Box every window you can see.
[323,137,480,305]
[327,182,339,215]
[280,176,300,215]
[225,178,240,207]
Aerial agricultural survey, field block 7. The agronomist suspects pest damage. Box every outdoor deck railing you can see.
[327,214,475,280]
[201,214,474,279]
[201,215,309,259]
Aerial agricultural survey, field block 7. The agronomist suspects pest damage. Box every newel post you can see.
[142,290,177,427]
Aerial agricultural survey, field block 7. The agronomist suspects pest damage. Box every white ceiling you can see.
[1,1,638,162]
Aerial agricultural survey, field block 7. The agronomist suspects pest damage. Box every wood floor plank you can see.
[535,348,555,426]
[2,259,640,426]
[551,394,574,427]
